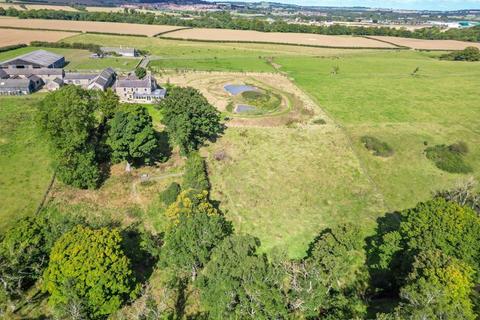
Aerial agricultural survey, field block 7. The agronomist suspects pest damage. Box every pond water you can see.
[224,84,258,95]
[235,104,257,113]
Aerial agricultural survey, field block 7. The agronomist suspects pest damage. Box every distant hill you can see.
[17,0,209,6]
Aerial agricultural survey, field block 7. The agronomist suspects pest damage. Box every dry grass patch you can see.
[368,36,480,50]
[0,17,184,36]
[161,28,397,48]
[0,28,77,46]
[0,3,78,11]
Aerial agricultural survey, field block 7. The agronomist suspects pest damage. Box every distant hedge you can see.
[425,142,472,173]
[440,47,480,62]
[0,43,27,53]
[360,136,394,157]
[30,41,101,54]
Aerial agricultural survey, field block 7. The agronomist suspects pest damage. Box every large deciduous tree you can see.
[37,85,101,189]
[42,226,139,319]
[198,235,287,319]
[158,87,223,155]
[106,105,158,167]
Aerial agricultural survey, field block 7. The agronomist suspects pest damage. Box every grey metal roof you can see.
[0,69,7,79]
[101,47,136,55]
[64,73,97,80]
[27,75,43,83]
[91,68,115,87]
[5,68,64,76]
[0,78,31,89]
[0,50,63,67]
[51,78,63,85]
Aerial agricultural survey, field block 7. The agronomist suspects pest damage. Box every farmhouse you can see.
[0,50,65,69]
[0,78,36,95]
[114,72,166,103]
[101,47,137,57]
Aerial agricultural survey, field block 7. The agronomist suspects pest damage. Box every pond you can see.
[224,84,258,95]
[234,104,257,113]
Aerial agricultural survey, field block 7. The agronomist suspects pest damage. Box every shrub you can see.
[159,182,181,205]
[360,136,394,157]
[440,47,480,62]
[312,118,326,125]
[425,144,472,174]
[183,152,210,192]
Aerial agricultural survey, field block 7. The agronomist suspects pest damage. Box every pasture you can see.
[0,46,140,71]
[1,31,479,258]
[0,17,185,36]
[0,95,52,232]
[0,28,77,46]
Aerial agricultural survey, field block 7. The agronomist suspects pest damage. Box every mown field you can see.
[1,33,479,258]
[0,95,52,232]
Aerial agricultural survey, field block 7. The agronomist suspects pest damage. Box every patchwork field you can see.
[0,28,78,46]
[368,36,480,50]
[161,28,398,48]
[0,3,78,11]
[0,17,185,36]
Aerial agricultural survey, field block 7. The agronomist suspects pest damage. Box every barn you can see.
[0,50,65,69]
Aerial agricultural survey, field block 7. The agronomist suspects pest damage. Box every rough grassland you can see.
[0,46,140,71]
[0,95,52,232]
[368,36,480,50]
[277,50,480,210]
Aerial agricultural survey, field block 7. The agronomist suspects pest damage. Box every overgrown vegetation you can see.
[440,46,480,61]
[360,136,394,157]
[425,142,472,173]
[30,41,102,54]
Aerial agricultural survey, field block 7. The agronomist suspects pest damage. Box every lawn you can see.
[0,95,52,232]
[0,46,140,71]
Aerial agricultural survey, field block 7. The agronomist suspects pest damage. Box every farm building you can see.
[45,78,63,91]
[64,68,116,91]
[0,50,65,69]
[0,78,36,95]
[101,47,137,57]
[3,67,64,82]
[114,72,166,104]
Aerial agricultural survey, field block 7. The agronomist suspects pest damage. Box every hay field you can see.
[0,17,184,36]
[368,36,480,50]
[161,28,397,48]
[0,28,77,46]
[0,3,78,11]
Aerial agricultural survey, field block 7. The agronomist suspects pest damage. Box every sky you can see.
[231,0,480,10]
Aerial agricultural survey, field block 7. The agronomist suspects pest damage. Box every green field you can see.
[1,33,479,257]
[0,46,140,71]
[0,95,52,231]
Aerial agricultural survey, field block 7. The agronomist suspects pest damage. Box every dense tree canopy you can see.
[158,87,223,155]
[182,152,210,192]
[37,85,101,189]
[0,209,78,300]
[164,190,219,226]
[107,105,158,166]
[198,235,287,319]
[43,226,139,319]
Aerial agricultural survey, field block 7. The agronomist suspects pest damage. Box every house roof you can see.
[0,50,64,67]
[0,78,32,89]
[116,73,152,88]
[5,68,64,77]
[0,69,7,79]
[64,73,97,80]
[51,78,63,85]
[91,68,115,88]
[27,75,43,83]
[101,47,136,55]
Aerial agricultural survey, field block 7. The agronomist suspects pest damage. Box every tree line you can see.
[1,7,479,42]
[1,85,479,318]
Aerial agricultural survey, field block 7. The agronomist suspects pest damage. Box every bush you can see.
[183,152,210,192]
[425,143,472,173]
[360,136,394,157]
[440,47,480,61]
[159,182,181,205]
[312,118,326,125]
